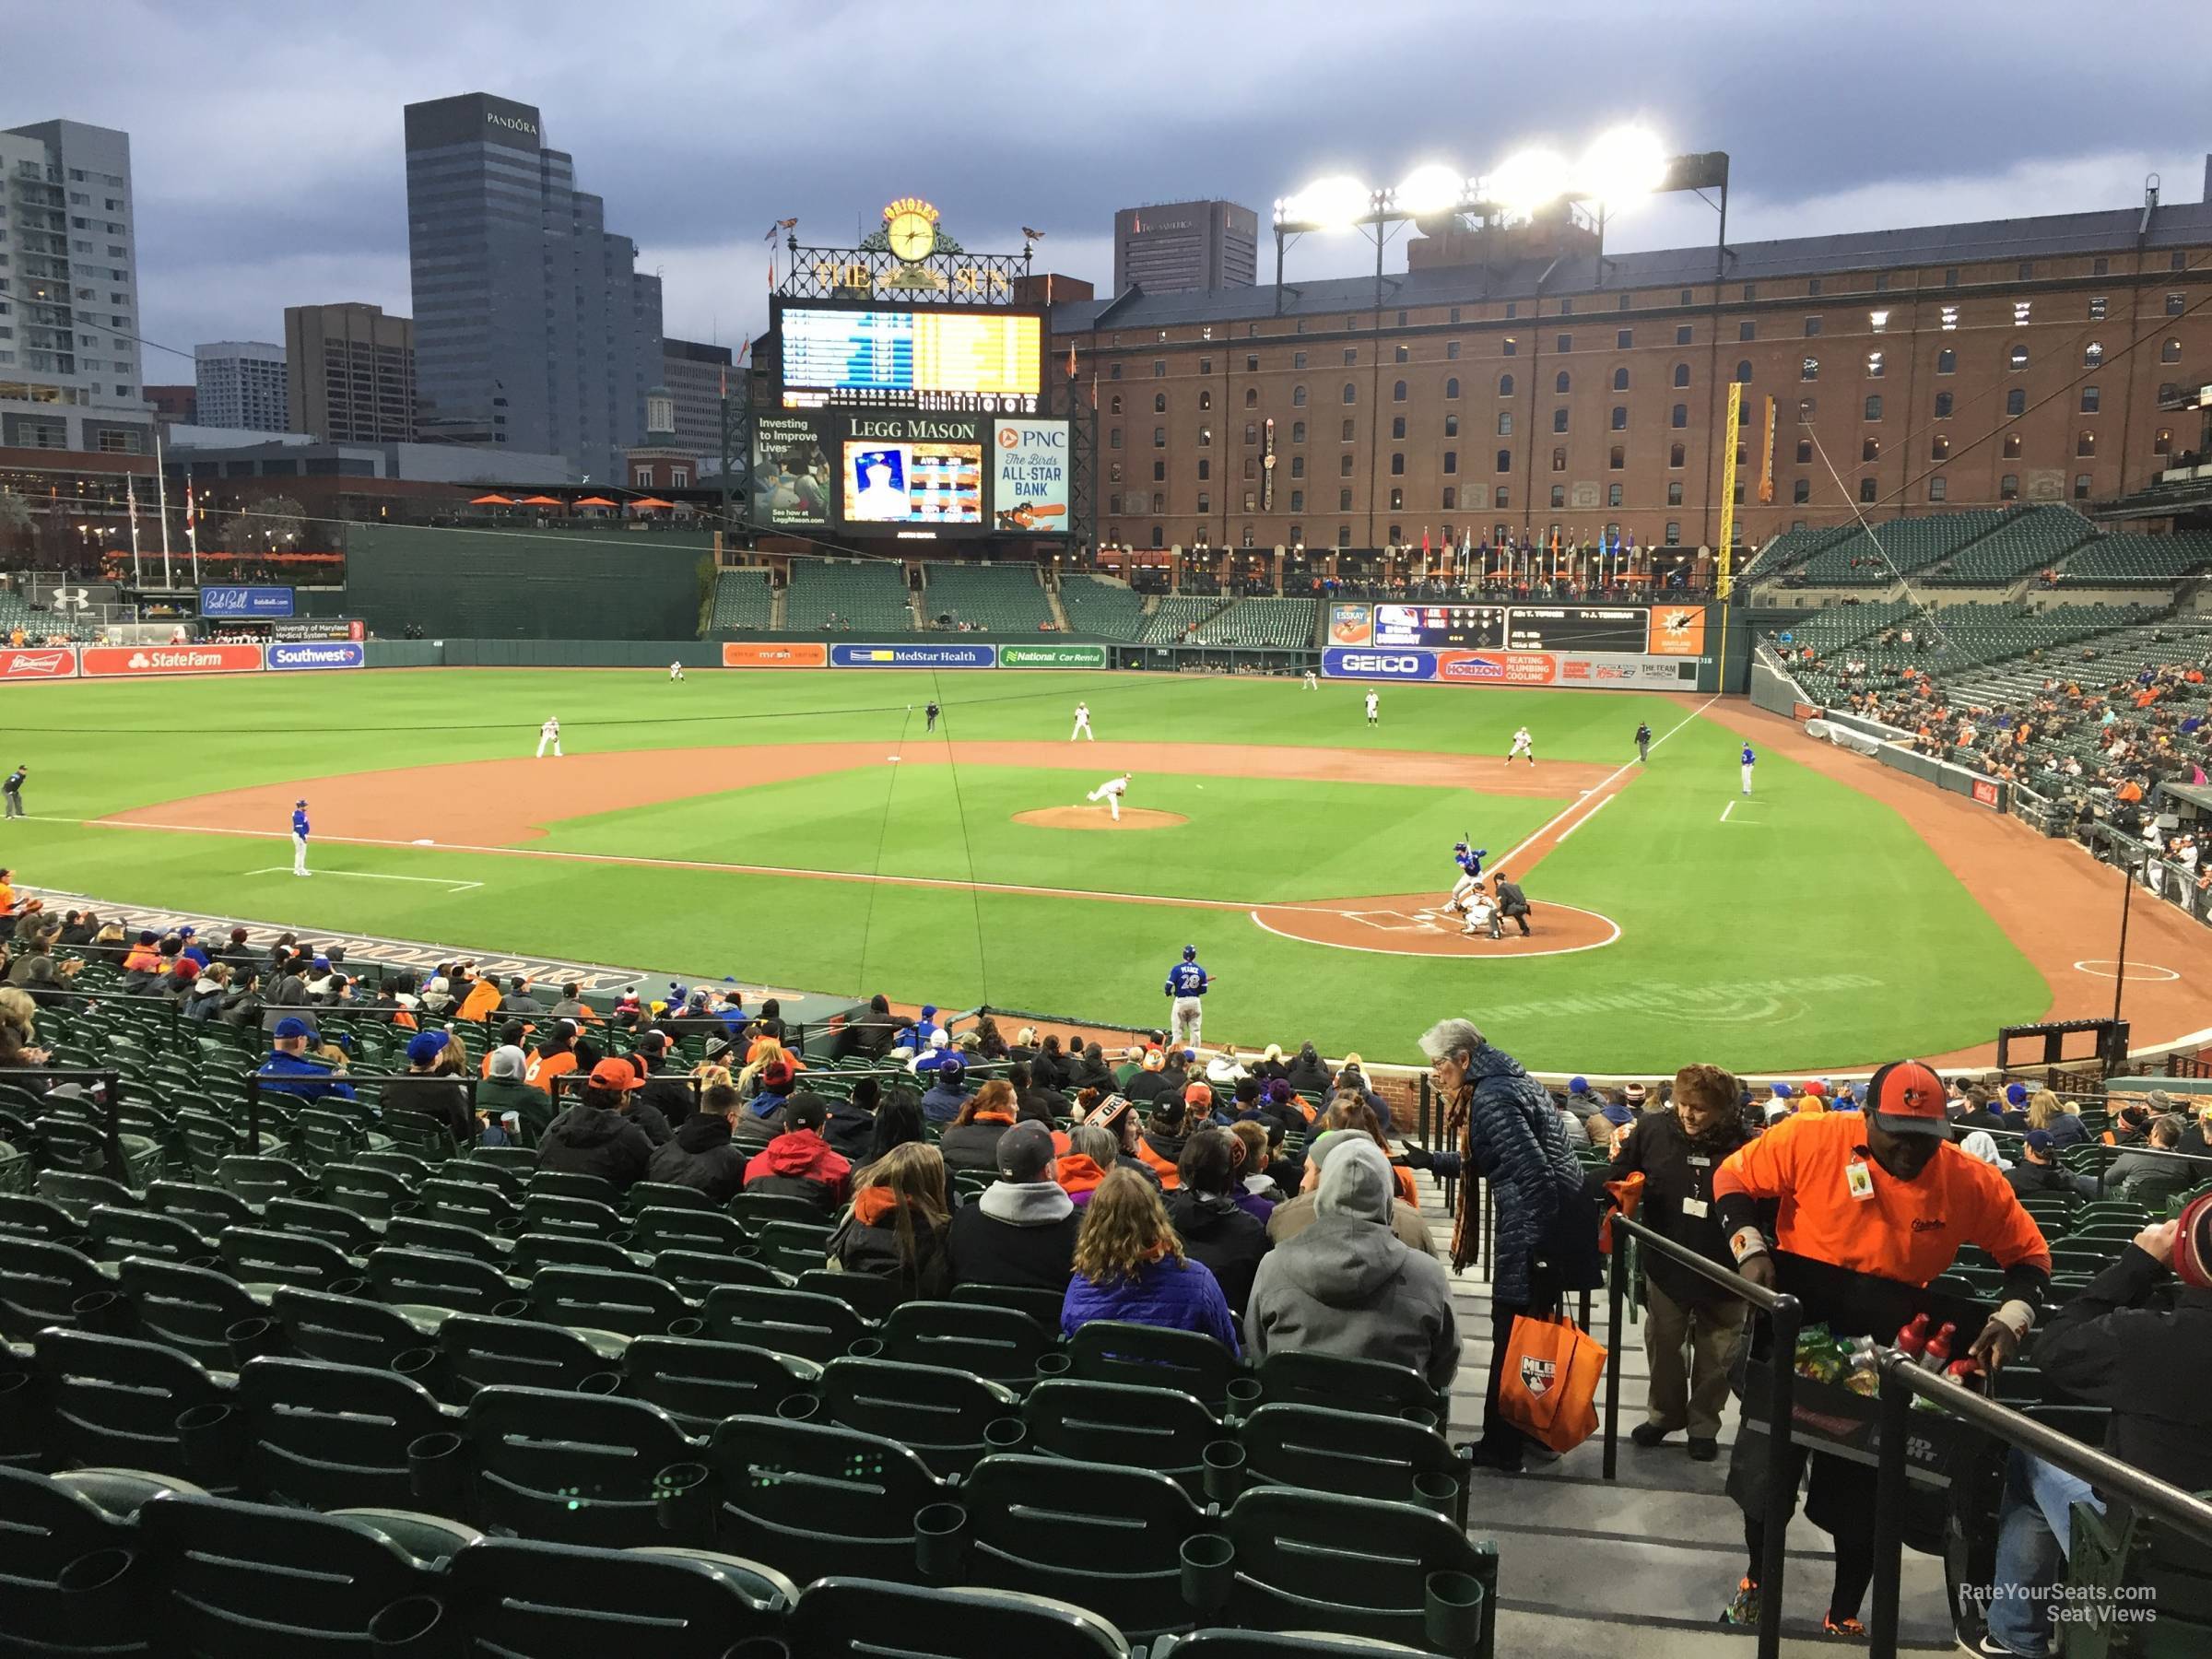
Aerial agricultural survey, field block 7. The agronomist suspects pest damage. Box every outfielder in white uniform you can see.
[669,661,684,682]
[1364,690,1380,726]
[1087,772,1131,821]
[1303,670,1319,689]
[1508,726,1535,767]
[536,717,563,759]
[1071,701,1094,741]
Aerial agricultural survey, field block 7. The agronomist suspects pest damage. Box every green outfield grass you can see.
[0,667,2046,1070]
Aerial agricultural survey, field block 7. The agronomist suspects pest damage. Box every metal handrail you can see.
[1602,1208,1803,1659]
[1866,1348,2212,1658]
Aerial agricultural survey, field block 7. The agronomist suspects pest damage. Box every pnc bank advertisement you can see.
[990,419,1070,534]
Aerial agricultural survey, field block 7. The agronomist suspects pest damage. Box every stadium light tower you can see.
[1270,135,1731,312]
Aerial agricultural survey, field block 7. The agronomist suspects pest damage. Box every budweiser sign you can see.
[0,648,76,681]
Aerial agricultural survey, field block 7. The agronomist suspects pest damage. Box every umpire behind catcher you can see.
[1491,870,1534,937]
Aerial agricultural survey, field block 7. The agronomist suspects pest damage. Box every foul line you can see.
[65,814,1342,917]
[1720,800,1735,823]
[1554,794,1613,843]
[1491,695,1719,874]
[245,866,483,893]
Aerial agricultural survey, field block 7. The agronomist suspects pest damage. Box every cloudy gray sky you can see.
[23,0,2212,373]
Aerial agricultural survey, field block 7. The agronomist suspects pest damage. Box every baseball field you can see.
[0,664,2161,1072]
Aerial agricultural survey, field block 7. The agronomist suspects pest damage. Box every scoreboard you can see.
[1373,603,1506,650]
[778,303,1042,414]
[1371,604,1650,652]
[1505,607,1653,653]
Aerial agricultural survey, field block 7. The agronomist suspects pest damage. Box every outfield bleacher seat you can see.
[1925,506,2096,587]
[1186,598,1319,649]
[2059,531,2212,585]
[1061,575,1147,639]
[1142,596,1225,643]
[782,559,913,631]
[1793,510,2006,587]
[921,561,1054,632]
[710,569,775,629]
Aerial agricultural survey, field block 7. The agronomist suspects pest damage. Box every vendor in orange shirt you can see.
[1706,1059,2052,1637]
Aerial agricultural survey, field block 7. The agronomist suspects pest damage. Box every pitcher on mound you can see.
[1087,772,1132,822]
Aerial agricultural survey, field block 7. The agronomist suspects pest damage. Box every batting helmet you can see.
[1182,944,1197,960]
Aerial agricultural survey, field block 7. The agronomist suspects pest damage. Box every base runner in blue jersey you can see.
[1165,944,1211,1046]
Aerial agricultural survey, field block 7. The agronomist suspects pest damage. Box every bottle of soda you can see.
[1945,1358,1983,1392]
[1920,1321,1958,1372]
[1893,1312,1932,1363]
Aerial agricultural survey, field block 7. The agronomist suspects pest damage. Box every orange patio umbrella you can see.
[469,492,514,505]
[627,497,676,510]
[517,494,565,506]
[572,496,618,508]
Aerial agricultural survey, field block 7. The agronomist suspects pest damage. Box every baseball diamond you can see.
[0,663,2197,1071]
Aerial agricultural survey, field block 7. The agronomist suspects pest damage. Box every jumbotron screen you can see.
[781,305,1043,414]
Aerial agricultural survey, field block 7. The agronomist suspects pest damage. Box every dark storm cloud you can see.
[26,0,2212,362]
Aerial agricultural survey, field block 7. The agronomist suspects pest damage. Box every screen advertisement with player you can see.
[842,439,983,524]
[780,301,1043,414]
[751,414,834,526]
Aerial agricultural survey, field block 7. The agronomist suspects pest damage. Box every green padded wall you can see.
[347,524,714,641]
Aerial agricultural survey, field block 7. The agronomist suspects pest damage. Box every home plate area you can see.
[1247,892,1621,958]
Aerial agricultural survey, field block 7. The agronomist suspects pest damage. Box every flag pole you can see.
[125,468,143,587]
[153,425,173,589]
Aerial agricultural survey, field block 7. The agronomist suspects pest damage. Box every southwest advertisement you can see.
[265,641,365,671]
[990,420,1070,534]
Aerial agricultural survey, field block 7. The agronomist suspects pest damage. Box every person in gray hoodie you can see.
[947,1121,1081,1290]
[1243,1136,1460,1392]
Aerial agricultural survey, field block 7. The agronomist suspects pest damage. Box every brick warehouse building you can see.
[1049,185,2212,563]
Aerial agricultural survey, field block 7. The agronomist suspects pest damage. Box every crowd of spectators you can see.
[8,892,2210,1652]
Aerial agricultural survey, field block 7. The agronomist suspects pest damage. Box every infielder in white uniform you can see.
[1364,690,1380,726]
[1071,701,1094,741]
[669,661,684,682]
[536,717,563,759]
[1303,670,1319,689]
[1087,772,1132,821]
[1508,725,1535,767]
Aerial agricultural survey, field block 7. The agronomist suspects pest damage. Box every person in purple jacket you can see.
[1061,1167,1241,1355]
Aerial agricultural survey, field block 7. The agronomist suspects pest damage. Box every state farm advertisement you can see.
[78,643,264,678]
[0,646,77,681]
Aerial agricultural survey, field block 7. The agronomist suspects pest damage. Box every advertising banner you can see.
[0,646,76,681]
[999,642,1106,669]
[842,415,984,526]
[1435,650,1559,685]
[79,643,263,678]
[200,585,295,618]
[989,420,1070,533]
[1971,779,2000,808]
[265,641,365,671]
[1326,605,1373,648]
[1320,647,1436,680]
[1430,650,1694,688]
[723,641,830,668]
[1645,604,1709,657]
[750,414,835,527]
[830,641,997,669]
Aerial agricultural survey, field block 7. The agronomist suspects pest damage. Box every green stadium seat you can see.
[435,1311,608,1398]
[1251,1350,1442,1425]
[1234,1403,1472,1527]
[625,1335,819,1430]
[429,1386,697,1547]
[84,1203,208,1266]
[877,1299,1053,1391]
[787,1576,1135,1659]
[1021,1376,1224,1497]
[959,1452,1216,1640]
[816,1354,1021,1477]
[526,1264,692,1340]
[0,1465,163,1654]
[34,1329,231,1477]
[685,1413,949,1583]
[447,1535,795,1657]
[270,1286,429,1372]
[702,1282,874,1363]
[215,1355,449,1510]
[1065,1319,1237,1413]
[653,1248,786,1299]
[116,1257,267,1369]
[950,1279,1067,1329]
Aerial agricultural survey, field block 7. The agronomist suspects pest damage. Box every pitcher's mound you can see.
[1014,806,1188,831]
